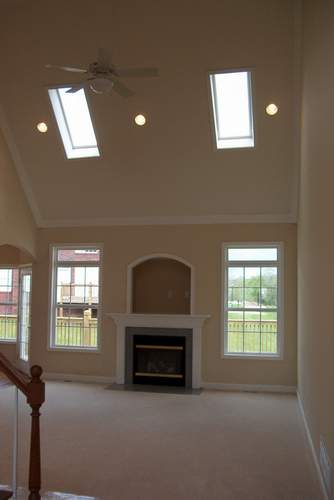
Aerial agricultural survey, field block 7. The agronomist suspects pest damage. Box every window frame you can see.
[48,244,103,353]
[0,266,18,344]
[221,242,284,360]
[208,68,255,150]
[48,85,101,160]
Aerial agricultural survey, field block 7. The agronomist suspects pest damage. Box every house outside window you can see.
[0,268,19,342]
[223,244,283,358]
[50,246,102,350]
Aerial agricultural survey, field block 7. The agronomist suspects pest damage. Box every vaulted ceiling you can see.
[0,0,299,226]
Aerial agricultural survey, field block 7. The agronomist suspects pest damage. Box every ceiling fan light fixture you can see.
[90,77,114,94]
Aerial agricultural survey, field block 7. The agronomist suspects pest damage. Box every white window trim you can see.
[208,68,255,151]
[48,244,103,353]
[48,86,100,160]
[0,266,18,344]
[221,242,284,360]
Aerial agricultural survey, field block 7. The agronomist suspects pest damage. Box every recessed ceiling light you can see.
[37,122,48,133]
[266,103,279,116]
[134,114,146,126]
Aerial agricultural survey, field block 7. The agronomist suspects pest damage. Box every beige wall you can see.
[132,258,191,314]
[0,127,36,363]
[32,223,297,387]
[0,128,36,257]
[299,1,334,494]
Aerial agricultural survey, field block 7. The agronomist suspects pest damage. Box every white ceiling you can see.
[0,0,299,226]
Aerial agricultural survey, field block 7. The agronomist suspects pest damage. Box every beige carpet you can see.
[0,382,323,500]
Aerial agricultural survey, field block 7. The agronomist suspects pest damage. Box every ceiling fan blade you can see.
[97,48,112,68]
[45,64,88,74]
[116,67,159,78]
[111,78,134,98]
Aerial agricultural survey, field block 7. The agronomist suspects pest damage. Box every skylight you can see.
[209,70,254,149]
[48,87,100,159]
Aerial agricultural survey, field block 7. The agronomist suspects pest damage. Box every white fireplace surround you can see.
[108,313,210,389]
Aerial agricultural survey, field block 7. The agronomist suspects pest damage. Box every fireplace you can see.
[108,313,210,389]
[133,334,186,386]
[125,327,193,388]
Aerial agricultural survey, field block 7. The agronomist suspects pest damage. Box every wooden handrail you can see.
[0,353,45,500]
[0,353,30,394]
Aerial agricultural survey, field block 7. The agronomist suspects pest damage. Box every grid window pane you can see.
[55,307,98,348]
[228,331,244,353]
[245,287,260,308]
[0,269,12,292]
[57,248,100,263]
[228,248,277,262]
[261,288,277,308]
[19,272,32,362]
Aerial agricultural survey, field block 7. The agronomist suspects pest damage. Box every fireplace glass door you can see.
[133,335,186,386]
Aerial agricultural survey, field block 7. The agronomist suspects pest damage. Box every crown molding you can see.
[38,213,297,228]
[0,105,43,225]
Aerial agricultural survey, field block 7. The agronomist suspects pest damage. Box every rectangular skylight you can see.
[209,70,254,149]
[48,87,100,159]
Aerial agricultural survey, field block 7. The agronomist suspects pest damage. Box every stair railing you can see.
[0,353,45,500]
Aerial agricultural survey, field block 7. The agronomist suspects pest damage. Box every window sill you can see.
[222,353,283,361]
[48,346,100,354]
[0,339,16,344]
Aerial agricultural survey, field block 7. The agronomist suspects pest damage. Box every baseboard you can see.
[201,382,296,393]
[44,372,116,385]
[297,392,329,500]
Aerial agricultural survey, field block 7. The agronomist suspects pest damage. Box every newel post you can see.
[27,365,45,500]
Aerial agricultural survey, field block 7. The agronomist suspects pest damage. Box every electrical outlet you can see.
[320,437,332,496]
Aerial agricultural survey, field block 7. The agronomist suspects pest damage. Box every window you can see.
[18,268,32,362]
[223,244,282,358]
[50,246,102,350]
[209,70,254,149]
[0,268,19,342]
[48,87,100,159]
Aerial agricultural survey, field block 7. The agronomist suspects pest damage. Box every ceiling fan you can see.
[45,48,159,97]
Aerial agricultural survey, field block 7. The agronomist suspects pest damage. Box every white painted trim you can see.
[126,253,195,314]
[202,382,296,393]
[38,213,297,228]
[107,313,210,389]
[297,392,329,500]
[44,372,115,385]
[0,104,42,225]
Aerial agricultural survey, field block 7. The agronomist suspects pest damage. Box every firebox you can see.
[125,327,193,388]
[133,335,185,386]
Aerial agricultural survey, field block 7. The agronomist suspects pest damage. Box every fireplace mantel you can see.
[107,313,210,388]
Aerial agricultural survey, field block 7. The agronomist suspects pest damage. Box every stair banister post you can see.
[26,366,45,500]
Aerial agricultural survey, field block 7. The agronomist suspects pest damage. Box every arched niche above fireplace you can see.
[127,254,194,315]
